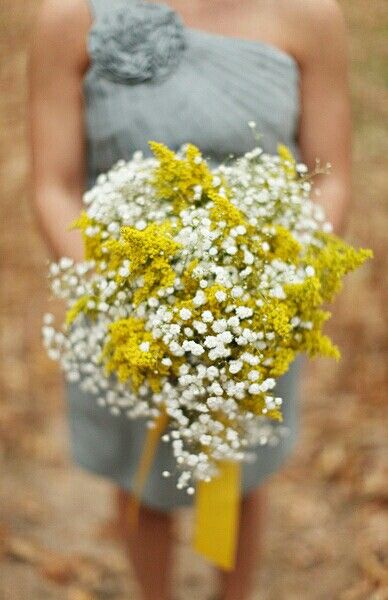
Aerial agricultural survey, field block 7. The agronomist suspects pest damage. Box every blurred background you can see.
[0,1,387,599]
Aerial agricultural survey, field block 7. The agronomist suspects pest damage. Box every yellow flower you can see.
[149,141,215,213]
[104,222,181,304]
[102,317,168,391]
[253,299,292,339]
[209,193,247,232]
[278,143,297,178]
[71,212,104,262]
[305,232,373,302]
[269,225,302,263]
[66,296,90,327]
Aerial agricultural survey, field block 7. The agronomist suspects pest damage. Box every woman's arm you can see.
[291,0,352,234]
[28,0,91,261]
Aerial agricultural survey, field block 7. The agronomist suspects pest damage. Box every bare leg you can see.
[217,487,267,600]
[116,488,174,600]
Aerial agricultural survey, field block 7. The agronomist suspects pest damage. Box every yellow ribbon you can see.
[127,410,169,529]
[194,461,241,570]
[129,414,241,570]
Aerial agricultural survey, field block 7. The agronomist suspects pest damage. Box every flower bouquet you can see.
[43,140,371,567]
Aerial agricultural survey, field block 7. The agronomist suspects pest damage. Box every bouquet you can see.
[42,140,372,567]
[43,141,371,491]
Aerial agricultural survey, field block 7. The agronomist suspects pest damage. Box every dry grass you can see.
[0,1,387,598]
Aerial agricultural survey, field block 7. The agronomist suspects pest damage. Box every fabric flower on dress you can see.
[89,1,187,84]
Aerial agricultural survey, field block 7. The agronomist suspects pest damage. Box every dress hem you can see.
[70,432,299,513]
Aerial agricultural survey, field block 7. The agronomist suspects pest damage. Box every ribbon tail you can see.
[194,461,241,571]
[128,410,169,529]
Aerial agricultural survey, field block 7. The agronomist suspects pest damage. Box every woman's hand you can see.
[28,0,91,261]
[289,0,352,234]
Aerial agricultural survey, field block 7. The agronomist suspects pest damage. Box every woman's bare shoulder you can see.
[30,0,91,72]
[276,0,347,65]
[278,0,345,24]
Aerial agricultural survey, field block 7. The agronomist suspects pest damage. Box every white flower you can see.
[169,324,181,336]
[243,250,254,265]
[270,285,286,300]
[215,290,227,302]
[59,257,74,270]
[49,263,60,276]
[169,341,184,356]
[208,346,228,360]
[217,331,233,344]
[260,378,276,391]
[148,297,159,307]
[179,308,192,321]
[207,396,222,410]
[211,319,227,333]
[193,290,207,306]
[305,265,315,277]
[182,340,204,356]
[178,374,191,386]
[241,352,260,366]
[248,370,260,381]
[135,219,147,230]
[201,310,214,323]
[206,366,219,379]
[227,316,240,328]
[323,222,333,233]
[229,360,243,374]
[43,313,54,325]
[200,434,212,446]
[98,301,110,312]
[193,320,207,334]
[261,242,270,252]
[204,336,218,349]
[231,286,243,298]
[209,382,223,396]
[139,341,150,352]
[235,306,253,319]
[242,328,255,341]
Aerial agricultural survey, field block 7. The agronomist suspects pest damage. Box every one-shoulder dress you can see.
[66,0,302,511]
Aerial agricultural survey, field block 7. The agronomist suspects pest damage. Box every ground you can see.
[0,1,387,598]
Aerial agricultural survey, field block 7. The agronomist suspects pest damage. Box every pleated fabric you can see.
[67,0,303,510]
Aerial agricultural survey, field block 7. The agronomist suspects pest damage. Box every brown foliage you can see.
[0,0,387,598]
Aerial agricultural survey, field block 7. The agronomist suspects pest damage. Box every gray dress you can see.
[67,0,302,511]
